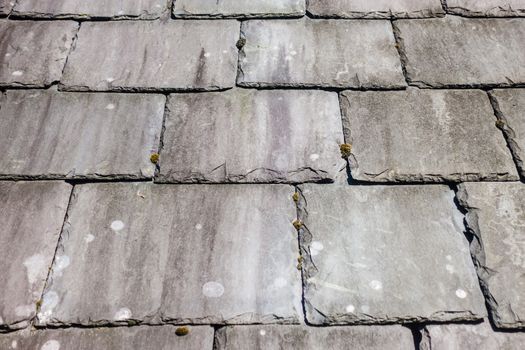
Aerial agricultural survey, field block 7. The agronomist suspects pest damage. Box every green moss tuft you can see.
[340,144,352,158]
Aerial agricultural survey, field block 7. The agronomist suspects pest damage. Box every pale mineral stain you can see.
[105,103,115,110]
[12,70,23,76]
[111,220,125,231]
[369,280,383,290]
[195,223,203,230]
[346,304,355,313]
[202,281,225,298]
[41,340,60,350]
[23,254,47,285]
[85,234,95,243]
[114,307,132,321]
[455,289,468,299]
[259,330,266,336]
[309,154,320,161]
[14,305,34,317]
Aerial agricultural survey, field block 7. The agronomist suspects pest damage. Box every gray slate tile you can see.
[173,0,306,18]
[394,16,525,87]
[341,88,518,182]
[238,19,406,89]
[38,183,301,326]
[158,89,346,183]
[0,0,15,15]
[0,20,78,87]
[308,0,444,18]
[0,181,71,331]
[457,182,525,329]
[0,89,165,179]
[447,0,525,17]
[61,20,239,91]
[299,184,486,325]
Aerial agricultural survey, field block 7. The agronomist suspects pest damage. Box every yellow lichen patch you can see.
[297,256,304,270]
[36,299,42,310]
[292,192,299,202]
[292,220,303,230]
[236,38,246,50]
[150,153,160,164]
[495,120,506,129]
[340,144,352,158]
[175,326,190,336]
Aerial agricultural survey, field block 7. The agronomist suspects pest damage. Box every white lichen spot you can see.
[445,264,455,274]
[105,103,115,110]
[106,77,115,83]
[202,281,224,298]
[14,305,33,317]
[195,223,203,230]
[38,291,60,323]
[11,340,17,349]
[117,10,125,15]
[446,255,452,261]
[310,241,324,256]
[345,304,355,313]
[456,289,467,299]
[52,255,70,277]
[111,220,125,232]
[114,307,132,321]
[41,340,60,350]
[369,280,383,291]
[309,154,320,161]
[85,234,95,243]
[23,254,47,285]
[0,315,3,324]
[204,52,211,58]
[259,329,266,336]
[222,50,228,54]
[12,70,23,76]
[5,53,11,57]
[273,277,288,288]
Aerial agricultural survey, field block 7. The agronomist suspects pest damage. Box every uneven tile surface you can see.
[173,0,306,18]
[447,0,525,17]
[308,0,444,18]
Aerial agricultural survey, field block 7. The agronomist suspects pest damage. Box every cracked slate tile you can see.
[457,182,525,329]
[173,0,306,18]
[0,0,15,15]
[0,89,165,180]
[37,183,301,326]
[158,89,346,184]
[447,0,525,17]
[238,19,406,89]
[0,20,78,88]
[298,184,486,325]
[0,181,71,331]
[394,16,525,87]
[340,88,518,182]
[60,20,239,92]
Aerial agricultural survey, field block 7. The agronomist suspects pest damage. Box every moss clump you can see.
[175,326,190,336]
[150,153,160,164]
[36,299,43,310]
[292,220,303,230]
[236,38,246,50]
[292,192,299,202]
[297,256,304,270]
[340,144,352,158]
[495,120,506,129]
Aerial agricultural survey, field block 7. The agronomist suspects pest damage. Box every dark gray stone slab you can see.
[299,184,486,325]
[0,0,15,15]
[448,0,525,17]
[173,0,306,18]
[394,16,525,87]
[238,19,406,89]
[458,182,525,329]
[61,20,239,91]
[0,20,78,87]
[0,181,71,331]
[0,89,165,179]
[341,88,518,182]
[158,89,346,183]
[37,183,301,326]
[308,0,444,18]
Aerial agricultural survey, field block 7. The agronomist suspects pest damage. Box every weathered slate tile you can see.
[0,0,15,15]
[340,88,518,182]
[158,89,346,183]
[61,21,239,91]
[173,0,306,18]
[37,183,301,326]
[0,181,71,331]
[394,16,525,87]
[299,184,486,325]
[238,19,406,89]
[457,182,525,329]
[0,20,78,87]
[0,89,165,179]
[215,325,414,349]
[447,0,525,17]
[308,0,444,18]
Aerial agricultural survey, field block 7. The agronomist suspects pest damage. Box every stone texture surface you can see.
[38,183,301,326]
[458,182,525,329]
[238,19,406,89]
[299,184,486,325]
[0,0,15,15]
[447,0,525,17]
[308,0,444,18]
[340,88,518,182]
[394,16,525,87]
[61,20,239,91]
[0,181,71,331]
[173,0,306,18]
[0,20,78,87]
[158,89,346,183]
[0,89,165,179]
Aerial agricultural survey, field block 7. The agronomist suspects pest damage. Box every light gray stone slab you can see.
[158,89,346,183]
[37,183,301,326]
[173,0,306,18]
[0,20,78,87]
[299,184,486,325]
[457,182,525,329]
[308,0,444,18]
[61,20,239,91]
[0,89,165,179]
[0,0,15,15]
[215,325,414,349]
[0,181,71,331]
[448,0,525,17]
[394,16,525,87]
[238,19,406,89]
[341,88,518,182]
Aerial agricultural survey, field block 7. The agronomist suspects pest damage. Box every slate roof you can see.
[1,1,525,349]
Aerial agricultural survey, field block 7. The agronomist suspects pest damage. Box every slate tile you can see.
[0,0,15,15]
[340,88,518,182]
[299,184,486,325]
[457,182,525,329]
[0,20,78,87]
[61,20,239,91]
[238,19,406,89]
[447,0,525,17]
[173,0,306,18]
[0,89,165,179]
[37,183,301,326]
[0,181,71,331]
[158,89,346,183]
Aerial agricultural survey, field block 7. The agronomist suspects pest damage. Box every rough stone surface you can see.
[215,324,414,349]
[299,184,486,325]
[38,183,301,326]
[158,89,346,183]
[395,16,525,87]
[61,21,239,91]
[0,89,165,179]
[173,0,306,18]
[340,88,518,182]
[447,0,525,17]
[0,20,78,87]
[458,182,525,329]
[238,19,406,89]
[0,0,15,15]
[308,0,444,18]
[0,181,71,331]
